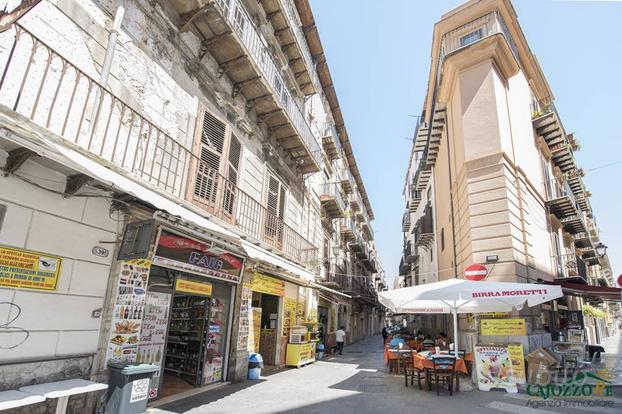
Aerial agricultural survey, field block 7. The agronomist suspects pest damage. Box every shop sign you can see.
[507,343,526,385]
[249,272,285,296]
[152,231,243,284]
[0,246,62,290]
[106,259,151,364]
[567,310,584,329]
[175,279,213,296]
[137,291,171,399]
[480,318,526,336]
[474,345,518,393]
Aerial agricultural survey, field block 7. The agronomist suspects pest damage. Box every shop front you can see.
[105,228,244,400]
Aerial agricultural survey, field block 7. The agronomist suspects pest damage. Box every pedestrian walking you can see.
[335,326,346,355]
[382,326,388,345]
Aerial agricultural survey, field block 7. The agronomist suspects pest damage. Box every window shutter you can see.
[227,134,242,184]
[194,111,225,204]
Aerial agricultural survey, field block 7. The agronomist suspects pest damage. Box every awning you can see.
[0,124,242,244]
[548,281,622,301]
[241,240,314,282]
[310,282,351,299]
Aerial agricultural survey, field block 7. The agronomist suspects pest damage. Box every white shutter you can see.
[194,110,225,205]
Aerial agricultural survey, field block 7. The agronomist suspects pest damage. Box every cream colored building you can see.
[401,0,617,347]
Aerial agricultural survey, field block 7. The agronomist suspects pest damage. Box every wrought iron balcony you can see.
[531,97,576,174]
[409,190,422,212]
[318,182,346,219]
[349,190,363,211]
[552,253,588,283]
[414,206,434,249]
[171,0,322,173]
[338,164,354,194]
[321,122,341,161]
[339,217,356,242]
[545,177,586,234]
[0,23,317,268]
[402,211,411,233]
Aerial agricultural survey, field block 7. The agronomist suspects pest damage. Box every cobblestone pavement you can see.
[149,335,622,414]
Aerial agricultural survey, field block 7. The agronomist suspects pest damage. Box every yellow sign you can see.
[480,319,526,336]
[175,279,212,296]
[249,272,284,296]
[479,312,510,318]
[507,343,526,385]
[283,298,297,336]
[0,246,62,290]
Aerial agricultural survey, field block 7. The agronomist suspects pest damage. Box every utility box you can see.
[526,348,558,385]
[105,363,160,414]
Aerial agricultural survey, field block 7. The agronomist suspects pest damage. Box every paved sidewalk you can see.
[150,335,621,414]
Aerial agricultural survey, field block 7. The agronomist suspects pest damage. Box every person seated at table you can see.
[435,332,448,349]
[422,335,435,348]
[415,330,424,340]
[389,336,406,348]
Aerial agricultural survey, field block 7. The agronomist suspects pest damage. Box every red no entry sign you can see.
[617,274,622,288]
[464,264,487,281]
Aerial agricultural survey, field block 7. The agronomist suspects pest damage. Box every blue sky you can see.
[310,0,622,287]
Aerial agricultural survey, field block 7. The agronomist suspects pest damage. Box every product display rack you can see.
[203,297,226,384]
[164,295,210,386]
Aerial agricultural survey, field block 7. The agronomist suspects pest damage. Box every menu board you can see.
[236,284,253,351]
[137,291,171,399]
[480,319,526,336]
[507,343,526,385]
[106,259,151,364]
[474,345,518,393]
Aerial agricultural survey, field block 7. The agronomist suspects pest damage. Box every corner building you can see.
[400,0,618,351]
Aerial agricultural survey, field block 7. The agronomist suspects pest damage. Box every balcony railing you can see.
[280,0,315,76]
[0,24,317,268]
[321,121,341,161]
[438,11,518,78]
[552,253,588,282]
[214,0,321,168]
[339,164,354,193]
[318,182,346,218]
[530,97,556,120]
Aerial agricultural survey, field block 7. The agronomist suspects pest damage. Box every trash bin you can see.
[105,363,160,414]
[248,353,263,380]
[316,343,325,360]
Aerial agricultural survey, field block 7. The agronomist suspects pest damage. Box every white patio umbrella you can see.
[378,279,563,355]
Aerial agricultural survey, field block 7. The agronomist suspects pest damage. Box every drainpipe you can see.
[100,2,126,87]
[88,2,125,131]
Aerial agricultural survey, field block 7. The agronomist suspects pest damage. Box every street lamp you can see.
[595,242,608,258]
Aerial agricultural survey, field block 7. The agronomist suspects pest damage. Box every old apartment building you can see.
[399,0,618,348]
[0,0,385,409]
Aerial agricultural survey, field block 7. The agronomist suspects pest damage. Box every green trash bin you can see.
[105,363,160,414]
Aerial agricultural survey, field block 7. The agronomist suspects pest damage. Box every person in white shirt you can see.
[335,326,346,355]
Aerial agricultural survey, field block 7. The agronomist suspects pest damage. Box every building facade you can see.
[400,0,618,350]
[0,0,385,410]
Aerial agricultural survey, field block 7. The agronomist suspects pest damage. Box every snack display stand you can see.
[285,326,317,368]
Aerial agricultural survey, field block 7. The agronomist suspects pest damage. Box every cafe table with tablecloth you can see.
[412,353,471,375]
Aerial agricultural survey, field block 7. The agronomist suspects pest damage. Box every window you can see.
[427,187,432,202]
[264,172,287,245]
[192,108,241,222]
[430,247,433,262]
[441,228,445,251]
[460,29,483,47]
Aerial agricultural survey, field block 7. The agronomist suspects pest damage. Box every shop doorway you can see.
[142,267,232,399]
[252,292,280,366]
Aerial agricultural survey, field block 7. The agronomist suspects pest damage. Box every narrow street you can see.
[149,335,622,414]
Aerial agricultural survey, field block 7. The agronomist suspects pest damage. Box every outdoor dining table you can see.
[385,348,415,374]
[412,353,472,392]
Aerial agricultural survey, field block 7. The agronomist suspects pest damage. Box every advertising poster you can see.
[283,298,297,337]
[236,284,253,350]
[137,291,171,399]
[480,319,526,336]
[474,345,518,393]
[251,307,262,353]
[0,246,62,290]
[152,231,243,284]
[106,259,151,364]
[507,343,526,385]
